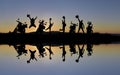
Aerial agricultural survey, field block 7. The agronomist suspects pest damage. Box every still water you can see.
[0,43,120,75]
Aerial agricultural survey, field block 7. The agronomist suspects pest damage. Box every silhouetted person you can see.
[45,18,54,34]
[60,44,66,62]
[36,20,46,34]
[13,44,27,59]
[86,42,93,56]
[69,44,77,56]
[60,16,66,34]
[87,21,93,34]
[69,22,78,34]
[22,22,27,33]
[75,15,85,33]
[13,18,22,33]
[27,14,37,28]
[76,44,85,63]
[45,44,54,60]
[13,19,27,34]
[27,50,37,63]
[36,44,46,58]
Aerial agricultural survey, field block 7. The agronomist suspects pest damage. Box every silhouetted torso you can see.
[69,22,78,34]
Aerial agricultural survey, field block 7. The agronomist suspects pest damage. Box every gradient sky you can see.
[0,0,120,33]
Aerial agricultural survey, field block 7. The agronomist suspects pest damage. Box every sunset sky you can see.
[0,0,120,33]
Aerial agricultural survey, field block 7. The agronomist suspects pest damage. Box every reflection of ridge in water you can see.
[12,43,93,63]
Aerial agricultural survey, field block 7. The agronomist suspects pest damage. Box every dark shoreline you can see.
[0,32,120,45]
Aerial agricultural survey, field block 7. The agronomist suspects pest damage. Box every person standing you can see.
[75,15,85,33]
[86,21,93,34]
[45,18,54,34]
[60,16,66,34]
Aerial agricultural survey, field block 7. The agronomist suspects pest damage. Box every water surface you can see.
[0,43,120,75]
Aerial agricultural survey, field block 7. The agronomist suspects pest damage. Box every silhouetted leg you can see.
[34,58,37,61]
[29,25,32,28]
[82,28,85,34]
[34,25,36,28]
[78,28,80,33]
[49,54,52,60]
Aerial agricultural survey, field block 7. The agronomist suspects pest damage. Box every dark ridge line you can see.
[0,32,120,45]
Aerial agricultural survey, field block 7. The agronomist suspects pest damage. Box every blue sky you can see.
[0,0,120,33]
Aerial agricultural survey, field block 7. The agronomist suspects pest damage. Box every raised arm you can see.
[29,16,31,20]
[35,16,37,20]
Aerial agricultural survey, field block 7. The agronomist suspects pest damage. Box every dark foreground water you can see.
[0,43,120,75]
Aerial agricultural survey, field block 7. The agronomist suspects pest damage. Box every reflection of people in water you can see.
[27,14,37,28]
[45,44,54,60]
[76,44,85,63]
[36,44,46,58]
[27,50,37,63]
[86,42,93,56]
[69,44,77,56]
[13,44,27,59]
[60,44,66,62]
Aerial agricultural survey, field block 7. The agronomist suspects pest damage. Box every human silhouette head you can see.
[87,21,92,25]
[62,16,65,19]
[75,15,79,18]
[27,14,30,17]
[49,18,52,21]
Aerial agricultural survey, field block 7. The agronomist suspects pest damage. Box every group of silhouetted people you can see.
[60,15,93,34]
[69,15,93,34]
[13,14,93,34]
